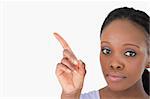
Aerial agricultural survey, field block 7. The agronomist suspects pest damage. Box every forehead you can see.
[101,19,146,47]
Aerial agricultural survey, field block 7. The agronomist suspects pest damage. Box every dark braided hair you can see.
[100,7,150,95]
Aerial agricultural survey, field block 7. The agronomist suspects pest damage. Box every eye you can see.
[101,47,111,55]
[124,50,136,57]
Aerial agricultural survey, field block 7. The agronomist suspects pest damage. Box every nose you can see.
[109,58,125,71]
[110,64,124,71]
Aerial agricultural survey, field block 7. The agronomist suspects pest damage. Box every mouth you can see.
[106,72,127,82]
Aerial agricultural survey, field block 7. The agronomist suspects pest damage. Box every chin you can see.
[106,80,130,92]
[108,84,126,91]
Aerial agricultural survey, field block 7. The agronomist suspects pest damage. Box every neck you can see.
[102,79,148,99]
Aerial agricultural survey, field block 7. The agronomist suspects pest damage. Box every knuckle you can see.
[82,62,85,66]
[80,59,85,66]
[56,63,61,66]
[61,58,68,63]
[56,63,61,68]
[63,49,68,54]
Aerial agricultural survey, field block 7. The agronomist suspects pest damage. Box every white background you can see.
[0,0,150,99]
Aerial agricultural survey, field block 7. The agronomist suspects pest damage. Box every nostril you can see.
[110,65,123,70]
[117,66,121,69]
[110,65,113,69]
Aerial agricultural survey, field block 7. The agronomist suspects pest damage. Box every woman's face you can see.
[100,19,149,91]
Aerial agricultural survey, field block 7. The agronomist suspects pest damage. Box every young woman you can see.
[54,7,150,99]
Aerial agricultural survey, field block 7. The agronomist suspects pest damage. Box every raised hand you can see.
[53,32,86,97]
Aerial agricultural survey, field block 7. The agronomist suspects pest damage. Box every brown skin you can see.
[100,19,149,99]
[54,19,149,99]
[54,33,86,99]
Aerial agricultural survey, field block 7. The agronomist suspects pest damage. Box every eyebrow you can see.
[101,41,111,44]
[123,43,140,48]
[101,41,140,48]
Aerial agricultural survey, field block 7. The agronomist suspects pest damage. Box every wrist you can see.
[61,90,81,99]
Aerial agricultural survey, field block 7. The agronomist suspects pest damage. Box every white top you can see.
[80,90,100,99]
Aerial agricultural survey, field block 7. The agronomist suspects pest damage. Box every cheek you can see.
[126,57,145,79]
[100,54,109,71]
[123,56,146,87]
[127,53,146,70]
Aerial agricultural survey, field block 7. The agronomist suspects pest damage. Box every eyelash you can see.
[101,47,137,57]
[124,50,136,57]
[101,47,111,56]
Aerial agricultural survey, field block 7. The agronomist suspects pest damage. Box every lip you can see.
[106,72,127,82]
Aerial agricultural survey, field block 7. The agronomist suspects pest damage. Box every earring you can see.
[146,62,150,68]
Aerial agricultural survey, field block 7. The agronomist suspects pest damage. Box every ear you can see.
[145,55,150,68]
[145,63,150,68]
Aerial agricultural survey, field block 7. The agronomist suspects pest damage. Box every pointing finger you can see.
[53,32,74,53]
[63,49,78,65]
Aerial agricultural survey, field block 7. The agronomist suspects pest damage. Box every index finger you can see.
[53,32,78,65]
[53,32,73,52]
[53,32,76,56]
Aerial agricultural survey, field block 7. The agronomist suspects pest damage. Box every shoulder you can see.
[80,90,100,99]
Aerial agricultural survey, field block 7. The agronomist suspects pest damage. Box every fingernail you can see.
[53,32,57,36]
[73,60,78,65]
